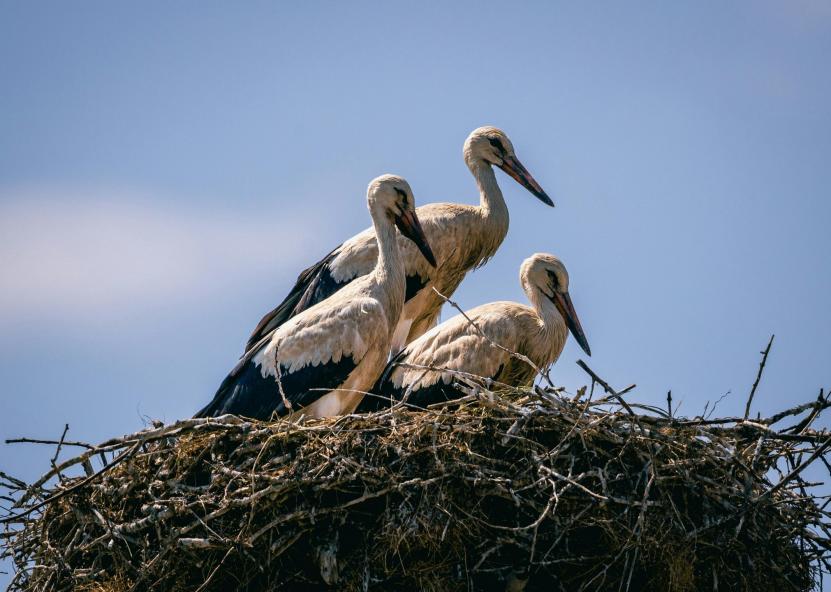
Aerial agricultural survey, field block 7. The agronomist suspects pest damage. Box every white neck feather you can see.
[370,211,406,337]
[470,161,509,225]
[526,286,569,358]
[371,211,403,284]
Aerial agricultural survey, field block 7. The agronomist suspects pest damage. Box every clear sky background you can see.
[1,1,830,586]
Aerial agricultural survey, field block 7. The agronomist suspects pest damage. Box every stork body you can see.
[196,175,436,420]
[359,254,591,410]
[245,127,553,355]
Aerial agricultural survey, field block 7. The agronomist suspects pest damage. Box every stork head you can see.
[521,253,591,356]
[367,174,437,267]
[464,126,554,207]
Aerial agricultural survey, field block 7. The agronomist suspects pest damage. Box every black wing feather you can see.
[357,358,506,413]
[405,274,428,301]
[355,349,408,412]
[358,378,466,412]
[196,353,357,419]
[244,246,348,354]
[356,349,465,412]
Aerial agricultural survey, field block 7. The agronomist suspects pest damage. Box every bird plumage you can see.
[359,253,591,410]
[196,175,436,420]
[244,126,554,355]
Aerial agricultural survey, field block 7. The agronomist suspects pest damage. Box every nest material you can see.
[2,383,831,592]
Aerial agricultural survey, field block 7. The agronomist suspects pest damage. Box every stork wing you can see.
[200,296,387,419]
[361,310,514,410]
[195,351,357,419]
[245,217,437,356]
[244,245,351,354]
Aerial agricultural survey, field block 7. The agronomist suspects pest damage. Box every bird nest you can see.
[2,376,831,592]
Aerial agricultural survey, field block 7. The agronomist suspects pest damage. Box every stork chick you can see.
[359,253,590,410]
[245,126,554,355]
[196,175,436,420]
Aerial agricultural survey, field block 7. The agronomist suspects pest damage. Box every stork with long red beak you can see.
[358,253,590,410]
[245,126,553,356]
[196,175,436,419]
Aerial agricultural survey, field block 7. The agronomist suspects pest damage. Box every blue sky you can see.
[1,1,830,584]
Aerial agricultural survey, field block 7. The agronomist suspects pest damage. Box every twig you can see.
[784,388,829,434]
[5,437,93,450]
[0,441,142,524]
[50,424,70,482]
[575,360,635,416]
[756,436,831,502]
[744,334,774,420]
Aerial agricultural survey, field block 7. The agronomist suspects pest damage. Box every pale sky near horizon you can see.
[1,1,830,586]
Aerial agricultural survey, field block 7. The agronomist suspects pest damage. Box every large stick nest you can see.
[2,382,831,591]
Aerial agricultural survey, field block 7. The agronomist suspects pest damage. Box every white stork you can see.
[196,175,436,420]
[244,126,554,356]
[358,253,590,410]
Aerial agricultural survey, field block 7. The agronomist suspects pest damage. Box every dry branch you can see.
[745,334,775,420]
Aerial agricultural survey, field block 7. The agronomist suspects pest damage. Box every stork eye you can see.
[394,187,408,204]
[488,137,506,154]
[546,269,560,290]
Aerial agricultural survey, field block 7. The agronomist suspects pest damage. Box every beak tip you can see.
[501,156,554,207]
[534,189,554,207]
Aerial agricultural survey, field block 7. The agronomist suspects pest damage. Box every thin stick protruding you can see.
[744,334,775,421]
